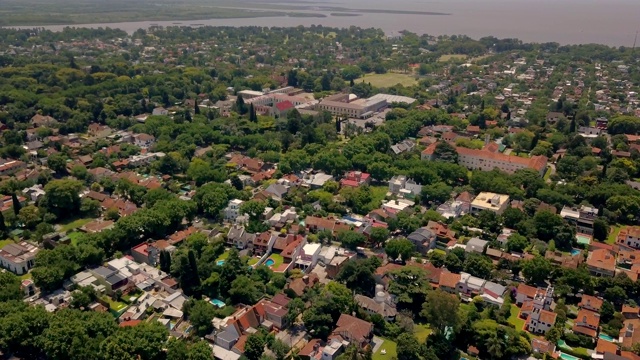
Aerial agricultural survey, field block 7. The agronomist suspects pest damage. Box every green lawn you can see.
[438,54,468,62]
[101,296,128,312]
[369,186,390,209]
[0,239,14,249]
[60,217,93,232]
[266,253,284,268]
[20,272,32,280]
[67,231,84,246]
[508,304,525,331]
[414,324,432,343]
[354,73,417,88]
[607,224,623,244]
[248,257,260,266]
[543,166,553,181]
[217,250,231,261]
[373,339,397,360]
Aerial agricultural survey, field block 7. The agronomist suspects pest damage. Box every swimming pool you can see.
[599,333,615,342]
[210,299,225,308]
[216,260,225,266]
[570,249,581,256]
[265,259,275,266]
[559,352,580,360]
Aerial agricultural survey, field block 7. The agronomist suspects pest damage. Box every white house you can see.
[152,107,168,116]
[388,175,422,198]
[224,199,244,223]
[295,243,321,271]
[22,184,46,202]
[470,192,510,215]
[133,133,156,148]
[0,241,39,275]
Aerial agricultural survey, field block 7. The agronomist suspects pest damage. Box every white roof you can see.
[303,243,321,255]
[368,93,417,104]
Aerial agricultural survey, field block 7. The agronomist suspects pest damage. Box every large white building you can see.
[422,141,548,176]
[0,241,39,275]
[470,192,510,215]
[315,93,387,118]
[224,199,244,223]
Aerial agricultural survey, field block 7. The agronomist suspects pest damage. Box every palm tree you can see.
[486,334,504,360]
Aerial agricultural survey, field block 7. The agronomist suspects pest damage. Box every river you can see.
[8,0,640,46]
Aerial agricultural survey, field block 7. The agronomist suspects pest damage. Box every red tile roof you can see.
[275,101,295,112]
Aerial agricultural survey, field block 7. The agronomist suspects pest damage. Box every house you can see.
[546,112,564,123]
[131,242,162,266]
[579,295,604,313]
[525,307,557,334]
[560,205,598,235]
[470,192,510,215]
[31,114,58,127]
[295,243,321,272]
[253,232,276,256]
[224,199,245,223]
[355,284,397,321]
[515,283,538,306]
[286,274,319,296]
[264,184,288,201]
[22,184,46,202]
[273,100,295,118]
[465,237,488,254]
[133,133,156,148]
[406,227,436,255]
[152,107,168,116]
[340,171,370,187]
[227,225,256,250]
[422,141,548,176]
[531,338,557,356]
[438,271,461,293]
[0,160,26,176]
[619,316,640,350]
[89,266,128,295]
[587,249,616,277]
[0,241,39,275]
[304,172,334,189]
[256,296,290,329]
[388,175,422,198]
[390,139,416,154]
[330,314,373,348]
[88,167,115,180]
[617,226,640,250]
[573,308,600,338]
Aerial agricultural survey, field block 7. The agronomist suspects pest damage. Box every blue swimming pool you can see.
[216,260,225,266]
[559,352,580,360]
[570,249,581,256]
[210,299,225,308]
[599,333,615,342]
[265,259,275,266]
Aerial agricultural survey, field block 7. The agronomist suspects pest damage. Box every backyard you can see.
[373,338,397,360]
[67,231,84,246]
[266,253,284,268]
[101,295,127,312]
[414,324,432,343]
[508,304,525,331]
[354,73,418,88]
[607,224,623,244]
[60,217,93,232]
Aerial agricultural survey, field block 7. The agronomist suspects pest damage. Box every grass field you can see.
[217,250,230,261]
[438,54,468,62]
[607,224,623,244]
[543,166,553,181]
[248,257,260,266]
[67,231,84,246]
[355,73,418,88]
[0,239,14,249]
[60,217,93,232]
[414,324,432,343]
[373,339,397,360]
[101,296,128,312]
[508,304,525,331]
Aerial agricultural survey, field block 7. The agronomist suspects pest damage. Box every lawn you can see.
[508,304,525,331]
[266,253,284,268]
[60,217,93,232]
[607,224,623,244]
[248,257,260,266]
[438,54,468,62]
[414,324,432,343]
[20,272,32,280]
[0,239,14,249]
[67,231,84,246]
[217,250,231,261]
[543,166,553,181]
[369,186,390,209]
[373,338,397,360]
[101,296,128,312]
[354,73,417,88]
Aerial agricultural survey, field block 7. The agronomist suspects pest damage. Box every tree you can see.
[235,95,247,115]
[396,333,421,360]
[420,289,460,334]
[384,238,415,262]
[463,253,493,278]
[229,276,261,304]
[240,200,267,221]
[336,230,366,250]
[341,65,363,81]
[187,300,216,336]
[100,321,168,360]
[432,141,458,163]
[0,211,6,233]
[522,256,552,285]
[421,182,453,205]
[230,175,244,190]
[369,227,390,247]
[245,333,266,360]
[269,339,290,360]
[533,210,564,241]
[18,205,40,229]
[593,218,609,242]
[0,271,22,301]
[41,180,83,220]
[249,103,258,122]
[286,297,305,325]
[506,233,529,253]
[444,252,463,273]
[47,153,68,174]
[187,158,218,186]
[501,207,526,229]
[11,193,21,216]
